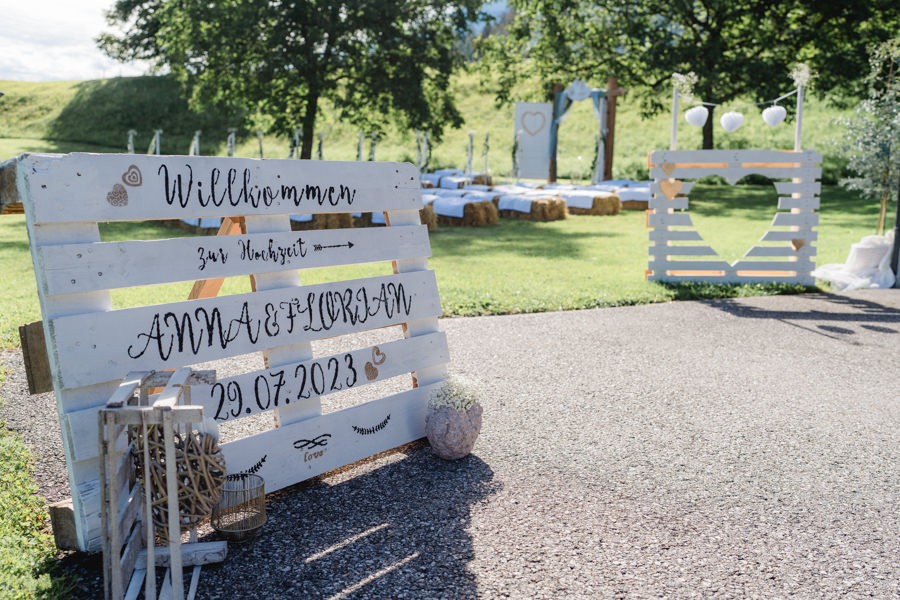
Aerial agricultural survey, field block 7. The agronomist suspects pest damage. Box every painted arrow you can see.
[313,241,355,251]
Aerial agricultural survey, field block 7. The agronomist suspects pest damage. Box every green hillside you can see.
[1,72,853,182]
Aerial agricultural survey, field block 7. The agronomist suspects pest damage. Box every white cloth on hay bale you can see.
[545,189,611,211]
[615,186,651,202]
[812,232,896,291]
[497,194,535,214]
[440,175,471,189]
[432,196,471,218]
[461,190,497,201]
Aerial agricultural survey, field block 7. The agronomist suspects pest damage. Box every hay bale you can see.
[0,158,21,215]
[290,213,354,231]
[568,194,621,216]
[436,200,498,227]
[498,196,567,222]
[421,180,435,189]
[471,173,493,186]
[420,204,438,231]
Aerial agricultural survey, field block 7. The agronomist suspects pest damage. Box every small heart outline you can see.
[121,164,143,187]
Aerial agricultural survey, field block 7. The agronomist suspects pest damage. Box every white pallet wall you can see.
[647,149,822,285]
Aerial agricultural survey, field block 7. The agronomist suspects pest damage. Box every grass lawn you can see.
[1,182,888,349]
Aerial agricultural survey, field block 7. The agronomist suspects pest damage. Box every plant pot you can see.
[425,403,483,460]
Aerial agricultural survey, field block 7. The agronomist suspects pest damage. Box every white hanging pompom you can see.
[762,105,787,126]
[685,105,709,127]
[720,111,744,132]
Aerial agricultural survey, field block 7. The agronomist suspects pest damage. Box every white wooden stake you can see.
[670,88,680,150]
[794,85,805,151]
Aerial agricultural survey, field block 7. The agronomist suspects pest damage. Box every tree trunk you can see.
[299,90,320,160]
[702,105,715,149]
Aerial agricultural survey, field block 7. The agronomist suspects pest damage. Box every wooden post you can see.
[604,77,625,181]
[548,83,565,183]
[794,85,805,151]
[670,87,680,150]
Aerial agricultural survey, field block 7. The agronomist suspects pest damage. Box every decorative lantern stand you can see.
[99,368,229,600]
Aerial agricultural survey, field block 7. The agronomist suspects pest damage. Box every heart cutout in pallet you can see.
[106,183,128,207]
[790,238,806,251]
[661,163,677,177]
[679,181,792,266]
[660,178,683,200]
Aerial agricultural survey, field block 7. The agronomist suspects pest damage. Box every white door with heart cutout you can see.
[647,149,822,285]
[514,102,552,179]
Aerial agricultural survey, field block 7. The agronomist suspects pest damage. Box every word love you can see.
[157,163,358,209]
[127,282,414,361]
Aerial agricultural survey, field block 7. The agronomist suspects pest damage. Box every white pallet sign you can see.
[16,153,447,554]
[646,149,822,285]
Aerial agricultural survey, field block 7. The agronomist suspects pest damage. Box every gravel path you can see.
[2,290,898,599]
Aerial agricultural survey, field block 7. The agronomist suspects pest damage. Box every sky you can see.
[0,1,508,83]
[0,1,151,81]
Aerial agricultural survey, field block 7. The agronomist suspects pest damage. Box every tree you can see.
[840,38,900,236]
[100,0,485,158]
[477,0,900,149]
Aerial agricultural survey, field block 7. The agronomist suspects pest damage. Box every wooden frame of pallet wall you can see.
[646,149,822,284]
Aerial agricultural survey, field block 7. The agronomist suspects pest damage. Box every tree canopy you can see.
[100,0,485,158]
[478,0,900,148]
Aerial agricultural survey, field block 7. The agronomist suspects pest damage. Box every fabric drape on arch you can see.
[548,80,609,184]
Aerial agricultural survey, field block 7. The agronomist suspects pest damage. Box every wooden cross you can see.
[604,77,626,181]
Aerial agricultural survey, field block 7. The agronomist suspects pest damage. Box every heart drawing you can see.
[371,345,386,366]
[121,164,143,187]
[521,112,547,136]
[364,361,378,381]
[106,183,128,207]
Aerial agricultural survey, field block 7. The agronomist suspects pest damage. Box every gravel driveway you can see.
[2,290,898,599]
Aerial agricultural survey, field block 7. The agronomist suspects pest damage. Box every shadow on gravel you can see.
[707,292,900,323]
[197,443,499,599]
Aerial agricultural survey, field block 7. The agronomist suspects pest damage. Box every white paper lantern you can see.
[762,105,787,126]
[720,111,744,132]
[685,105,709,127]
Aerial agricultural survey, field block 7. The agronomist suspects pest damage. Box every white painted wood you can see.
[386,209,447,388]
[777,196,820,210]
[647,212,694,228]
[137,542,228,567]
[192,332,449,424]
[236,213,318,427]
[49,270,441,389]
[773,181,820,195]
[21,163,114,552]
[744,245,814,257]
[648,230,704,242]
[771,212,818,228]
[20,153,449,559]
[21,154,421,223]
[649,149,822,165]
[650,180,696,195]
[648,196,690,210]
[761,230,818,242]
[221,383,437,491]
[648,245,719,257]
[39,225,431,295]
[733,259,813,271]
[649,166,821,182]
[647,148,821,285]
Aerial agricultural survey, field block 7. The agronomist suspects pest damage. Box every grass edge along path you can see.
[0,366,73,599]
